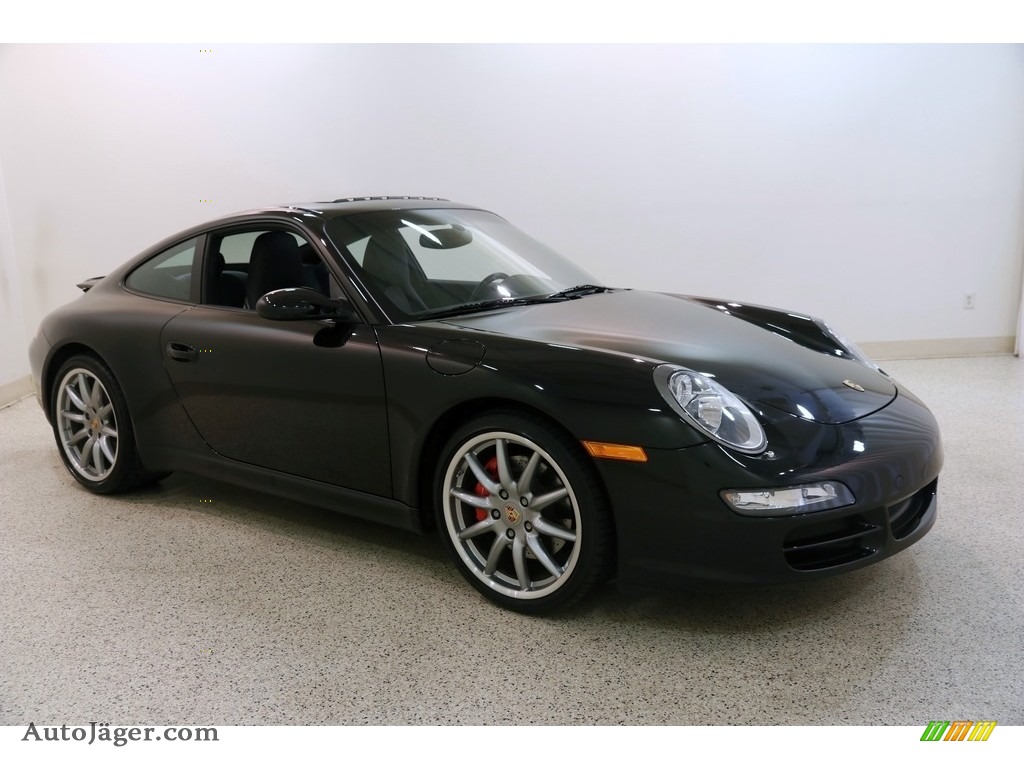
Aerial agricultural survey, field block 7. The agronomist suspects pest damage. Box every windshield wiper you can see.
[415,295,564,321]
[545,284,609,300]
[414,285,610,321]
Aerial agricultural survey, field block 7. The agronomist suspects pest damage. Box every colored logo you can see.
[920,720,997,741]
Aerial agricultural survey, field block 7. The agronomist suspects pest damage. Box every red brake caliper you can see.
[474,456,499,521]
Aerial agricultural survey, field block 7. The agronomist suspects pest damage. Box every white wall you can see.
[1,44,1022,389]
[0,139,28,386]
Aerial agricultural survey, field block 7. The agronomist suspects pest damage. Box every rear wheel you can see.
[51,355,156,493]
[436,411,612,613]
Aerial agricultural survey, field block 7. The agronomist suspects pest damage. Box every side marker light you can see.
[581,441,648,462]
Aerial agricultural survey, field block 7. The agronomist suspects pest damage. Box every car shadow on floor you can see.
[117,469,923,634]
[582,555,923,633]
[120,470,444,564]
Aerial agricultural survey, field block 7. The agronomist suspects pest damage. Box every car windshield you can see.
[324,208,601,320]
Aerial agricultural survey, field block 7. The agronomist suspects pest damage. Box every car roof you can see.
[283,196,484,216]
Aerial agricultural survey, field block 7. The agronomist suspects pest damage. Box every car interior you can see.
[346,226,553,318]
[126,221,553,322]
[204,230,333,310]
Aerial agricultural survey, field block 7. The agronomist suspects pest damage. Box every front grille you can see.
[888,480,937,540]
[783,479,937,571]
[783,517,882,571]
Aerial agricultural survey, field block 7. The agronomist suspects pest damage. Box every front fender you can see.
[377,324,708,506]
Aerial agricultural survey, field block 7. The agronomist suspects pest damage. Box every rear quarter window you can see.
[125,238,198,301]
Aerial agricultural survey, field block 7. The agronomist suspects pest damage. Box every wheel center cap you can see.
[504,505,520,524]
[91,418,100,431]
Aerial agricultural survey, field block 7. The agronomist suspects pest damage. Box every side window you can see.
[204,229,340,309]
[125,238,198,301]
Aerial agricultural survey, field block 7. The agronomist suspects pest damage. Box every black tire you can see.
[50,354,157,494]
[435,410,612,613]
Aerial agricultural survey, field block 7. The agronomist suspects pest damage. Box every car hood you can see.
[441,290,896,425]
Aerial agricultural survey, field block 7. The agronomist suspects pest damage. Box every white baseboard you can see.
[859,336,1016,360]
[0,375,33,407]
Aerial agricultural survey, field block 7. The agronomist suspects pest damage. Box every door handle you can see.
[166,341,199,362]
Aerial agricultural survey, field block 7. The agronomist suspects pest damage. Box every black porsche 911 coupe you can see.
[29,196,942,612]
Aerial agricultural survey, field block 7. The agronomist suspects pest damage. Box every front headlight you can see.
[653,365,766,454]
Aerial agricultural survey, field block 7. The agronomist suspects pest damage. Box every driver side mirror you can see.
[256,287,358,322]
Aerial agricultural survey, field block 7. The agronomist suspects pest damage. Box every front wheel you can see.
[435,412,612,613]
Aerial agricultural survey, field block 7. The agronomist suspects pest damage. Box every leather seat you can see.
[298,243,330,295]
[246,232,306,309]
[210,253,247,308]
[361,238,428,313]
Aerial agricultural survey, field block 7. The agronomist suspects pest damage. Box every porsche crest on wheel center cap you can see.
[505,506,520,524]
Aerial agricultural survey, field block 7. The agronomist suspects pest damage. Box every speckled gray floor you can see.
[1,356,1021,725]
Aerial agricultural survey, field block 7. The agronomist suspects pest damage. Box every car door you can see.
[158,225,392,497]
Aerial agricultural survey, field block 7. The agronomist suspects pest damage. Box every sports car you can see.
[28,196,943,613]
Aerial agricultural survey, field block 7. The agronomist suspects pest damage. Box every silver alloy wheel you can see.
[442,431,582,600]
[55,367,119,482]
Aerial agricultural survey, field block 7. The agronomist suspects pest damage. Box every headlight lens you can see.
[654,365,766,453]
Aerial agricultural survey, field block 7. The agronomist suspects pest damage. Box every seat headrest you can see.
[246,231,305,308]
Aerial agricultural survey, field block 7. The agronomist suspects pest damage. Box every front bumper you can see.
[603,387,943,591]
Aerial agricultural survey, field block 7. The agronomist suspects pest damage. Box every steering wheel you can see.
[470,272,510,300]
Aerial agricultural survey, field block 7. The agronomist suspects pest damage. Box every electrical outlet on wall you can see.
[963,292,976,310]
